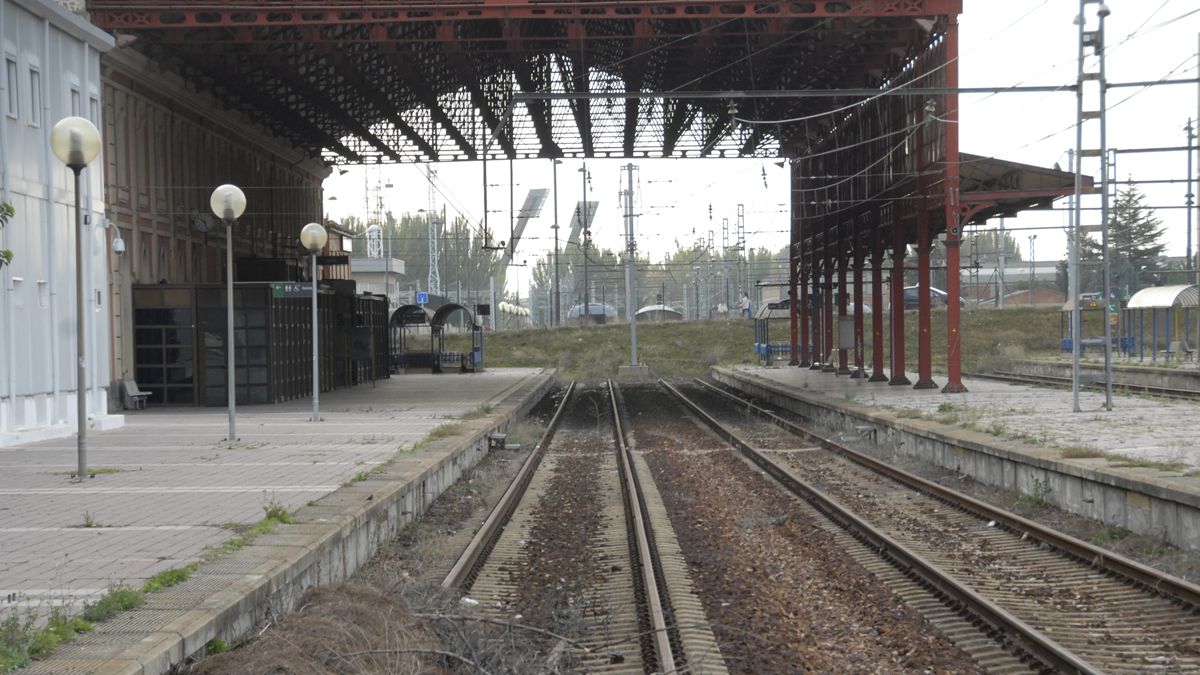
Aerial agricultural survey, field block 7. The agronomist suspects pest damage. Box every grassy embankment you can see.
[454,306,1065,379]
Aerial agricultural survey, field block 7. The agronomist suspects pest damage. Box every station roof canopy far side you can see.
[89,0,965,165]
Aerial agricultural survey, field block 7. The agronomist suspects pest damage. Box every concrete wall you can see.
[0,0,118,445]
[712,368,1200,552]
[1011,359,1200,392]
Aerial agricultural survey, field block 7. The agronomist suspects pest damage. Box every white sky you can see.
[322,1,1200,297]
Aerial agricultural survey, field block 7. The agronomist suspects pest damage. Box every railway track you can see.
[443,381,725,674]
[973,370,1200,401]
[666,378,1200,674]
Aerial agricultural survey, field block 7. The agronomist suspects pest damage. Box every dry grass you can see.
[473,308,1065,379]
[191,585,441,674]
[1060,446,1106,459]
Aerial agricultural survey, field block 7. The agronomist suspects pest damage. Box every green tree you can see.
[1079,186,1165,298]
[0,202,13,270]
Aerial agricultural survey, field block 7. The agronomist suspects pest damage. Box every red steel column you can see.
[810,252,823,370]
[890,222,910,385]
[789,256,800,366]
[822,247,835,372]
[942,13,967,393]
[851,241,866,378]
[870,227,888,382]
[915,207,937,389]
[837,237,850,374]
[799,264,810,366]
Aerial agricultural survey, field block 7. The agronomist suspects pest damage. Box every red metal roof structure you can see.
[90,0,1080,393]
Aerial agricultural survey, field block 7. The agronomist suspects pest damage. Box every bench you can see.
[1161,340,1194,361]
[120,379,151,410]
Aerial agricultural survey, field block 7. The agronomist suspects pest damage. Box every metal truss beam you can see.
[372,45,477,160]
[441,24,515,157]
[260,55,404,162]
[324,52,442,161]
[92,1,964,29]
[182,53,364,162]
[505,23,563,158]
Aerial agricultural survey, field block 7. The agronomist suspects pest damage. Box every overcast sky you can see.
[322,1,1199,297]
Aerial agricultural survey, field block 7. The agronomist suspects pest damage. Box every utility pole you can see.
[621,163,642,371]
[997,217,1006,308]
[580,162,591,323]
[552,159,562,326]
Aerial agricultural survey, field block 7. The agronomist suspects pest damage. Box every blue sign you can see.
[416,291,429,304]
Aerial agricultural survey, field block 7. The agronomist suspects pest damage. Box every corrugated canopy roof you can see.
[1126,285,1198,310]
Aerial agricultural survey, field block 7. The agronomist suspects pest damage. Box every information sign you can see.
[416,291,429,304]
[272,282,312,298]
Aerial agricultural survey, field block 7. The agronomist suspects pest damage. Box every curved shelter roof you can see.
[390,304,434,326]
[432,303,476,326]
[1126,285,1198,310]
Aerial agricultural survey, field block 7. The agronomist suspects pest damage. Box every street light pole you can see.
[210,184,247,441]
[50,116,101,482]
[1028,234,1037,304]
[552,159,562,326]
[300,223,327,423]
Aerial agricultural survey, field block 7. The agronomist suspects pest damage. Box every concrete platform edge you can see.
[42,370,555,675]
[711,367,1200,552]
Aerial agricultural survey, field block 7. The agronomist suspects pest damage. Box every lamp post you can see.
[300,222,327,423]
[50,116,101,482]
[552,159,562,326]
[1028,234,1037,305]
[210,184,247,441]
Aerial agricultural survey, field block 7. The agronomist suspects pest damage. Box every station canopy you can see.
[1126,285,1199,310]
[90,0,966,164]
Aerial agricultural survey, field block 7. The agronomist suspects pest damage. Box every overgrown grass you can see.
[1060,445,1106,459]
[0,609,93,670]
[81,586,144,623]
[207,502,295,559]
[141,564,200,593]
[468,308,1065,378]
[1090,526,1129,545]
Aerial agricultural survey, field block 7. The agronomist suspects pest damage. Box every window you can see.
[89,96,99,125]
[70,87,80,116]
[28,68,40,126]
[4,57,16,118]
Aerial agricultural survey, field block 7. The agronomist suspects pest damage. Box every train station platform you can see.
[712,365,1200,553]
[2,368,553,674]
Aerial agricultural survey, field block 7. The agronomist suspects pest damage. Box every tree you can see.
[1079,186,1165,298]
[0,202,13,270]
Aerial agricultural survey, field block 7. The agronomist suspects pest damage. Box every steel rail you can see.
[608,380,677,675]
[660,378,1096,675]
[442,381,575,589]
[692,376,1200,609]
[971,370,1200,402]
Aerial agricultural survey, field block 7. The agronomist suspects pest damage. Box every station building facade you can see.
[0,0,115,443]
[1,0,333,443]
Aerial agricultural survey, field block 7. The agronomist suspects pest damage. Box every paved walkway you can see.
[726,365,1200,470]
[0,368,546,618]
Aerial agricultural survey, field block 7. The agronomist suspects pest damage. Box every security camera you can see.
[112,237,126,256]
[1097,4,1111,17]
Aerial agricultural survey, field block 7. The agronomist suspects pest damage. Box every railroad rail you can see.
[662,378,1200,674]
[443,381,704,673]
[972,370,1200,401]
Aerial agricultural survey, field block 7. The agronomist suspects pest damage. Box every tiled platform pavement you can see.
[0,368,548,621]
[728,365,1200,469]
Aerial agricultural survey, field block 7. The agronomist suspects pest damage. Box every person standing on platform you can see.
[740,290,751,319]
